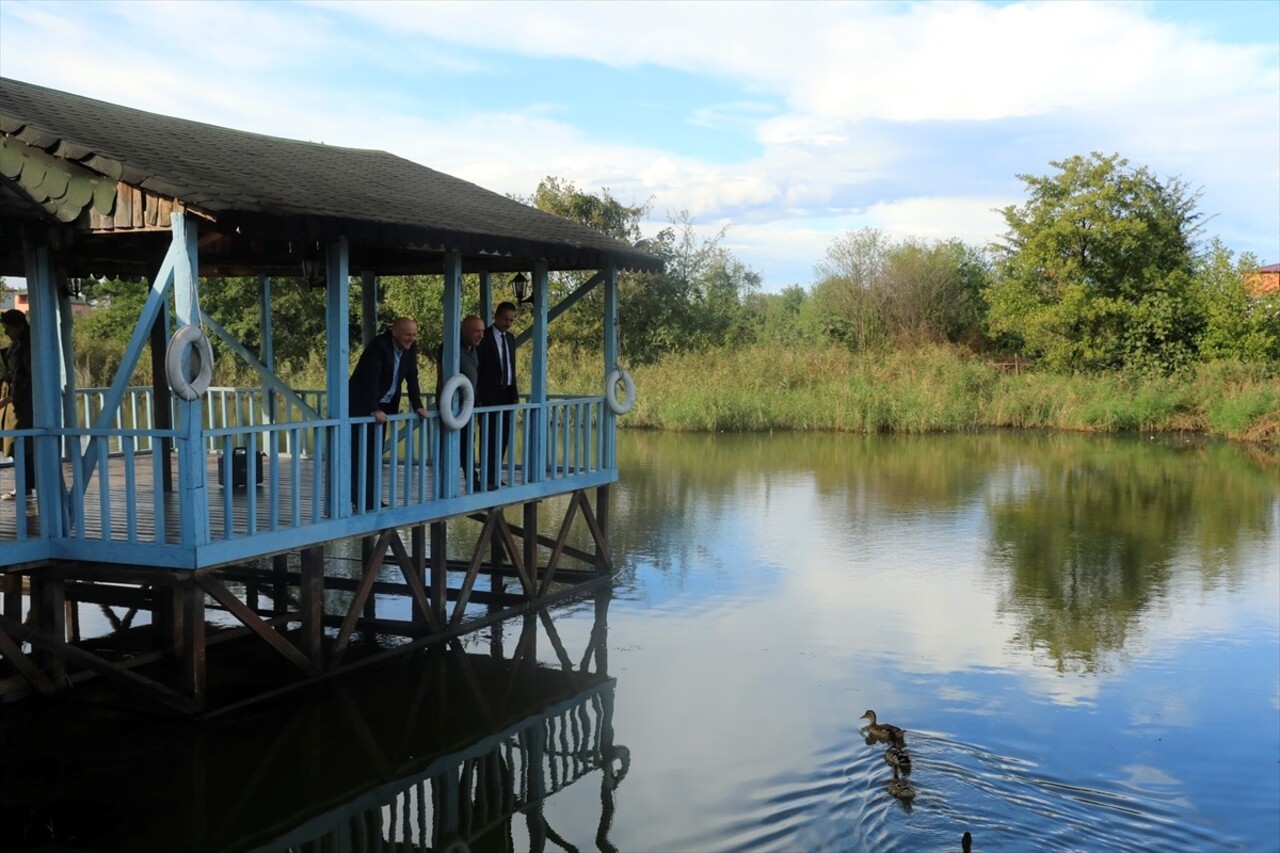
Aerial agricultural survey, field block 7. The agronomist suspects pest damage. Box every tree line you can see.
[69,151,1277,387]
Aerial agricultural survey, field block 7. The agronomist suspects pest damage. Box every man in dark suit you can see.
[349,317,427,510]
[476,302,518,488]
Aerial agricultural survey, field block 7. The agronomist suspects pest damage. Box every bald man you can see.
[349,317,427,510]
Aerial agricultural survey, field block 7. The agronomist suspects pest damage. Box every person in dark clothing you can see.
[0,308,33,500]
[435,315,485,489]
[348,317,427,510]
[475,302,518,489]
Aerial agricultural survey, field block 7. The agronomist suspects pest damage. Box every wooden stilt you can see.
[411,524,426,628]
[157,580,184,658]
[489,509,505,592]
[595,484,611,572]
[523,501,539,592]
[430,520,447,627]
[272,553,289,616]
[66,596,80,643]
[31,570,66,683]
[300,545,325,666]
[1,572,20,622]
[361,535,377,623]
[181,575,205,704]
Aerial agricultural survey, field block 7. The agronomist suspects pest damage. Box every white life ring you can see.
[439,373,475,431]
[605,368,635,415]
[165,323,215,402]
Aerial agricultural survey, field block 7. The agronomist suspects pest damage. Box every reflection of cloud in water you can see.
[692,469,1278,712]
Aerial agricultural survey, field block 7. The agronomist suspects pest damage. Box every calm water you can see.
[3,431,1278,852]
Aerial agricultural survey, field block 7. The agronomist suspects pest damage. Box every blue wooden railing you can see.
[2,387,612,565]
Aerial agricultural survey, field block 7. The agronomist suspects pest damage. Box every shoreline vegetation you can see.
[547,343,1280,448]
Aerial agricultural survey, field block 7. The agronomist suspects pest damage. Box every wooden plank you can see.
[113,181,130,228]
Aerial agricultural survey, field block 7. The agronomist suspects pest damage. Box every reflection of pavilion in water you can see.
[1,591,626,853]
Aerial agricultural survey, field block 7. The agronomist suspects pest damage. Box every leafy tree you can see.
[527,178,762,364]
[73,277,152,385]
[881,238,989,346]
[1195,240,1279,364]
[813,228,990,350]
[985,152,1203,372]
[812,227,891,349]
[524,177,651,353]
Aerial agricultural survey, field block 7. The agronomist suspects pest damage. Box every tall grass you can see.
[546,343,1279,444]
[131,338,1273,445]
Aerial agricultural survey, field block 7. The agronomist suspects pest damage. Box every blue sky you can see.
[1,0,1276,290]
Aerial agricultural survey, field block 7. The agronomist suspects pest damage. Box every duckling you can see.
[859,709,907,744]
[886,774,916,801]
[884,744,913,775]
[962,831,972,852]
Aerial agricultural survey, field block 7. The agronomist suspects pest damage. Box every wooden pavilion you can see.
[0,77,660,713]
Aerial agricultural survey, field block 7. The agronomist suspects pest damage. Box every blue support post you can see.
[360,270,377,347]
[22,237,63,536]
[259,275,276,424]
[56,277,76,462]
[326,238,351,515]
[602,266,618,470]
[171,214,210,548]
[479,271,492,331]
[528,260,548,483]
[438,251,462,499]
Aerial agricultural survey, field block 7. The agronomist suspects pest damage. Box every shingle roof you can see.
[0,77,663,277]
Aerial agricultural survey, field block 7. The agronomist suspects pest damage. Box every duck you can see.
[886,774,916,801]
[859,709,907,744]
[884,744,912,774]
[962,831,972,852]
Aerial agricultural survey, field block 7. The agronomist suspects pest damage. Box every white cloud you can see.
[865,196,1011,248]
[2,0,1275,286]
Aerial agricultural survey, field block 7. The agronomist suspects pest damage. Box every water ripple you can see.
[667,725,1241,851]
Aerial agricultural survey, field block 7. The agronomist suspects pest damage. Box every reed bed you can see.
[547,343,1279,444]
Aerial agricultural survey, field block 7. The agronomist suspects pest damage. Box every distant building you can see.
[1246,263,1280,296]
[0,287,93,316]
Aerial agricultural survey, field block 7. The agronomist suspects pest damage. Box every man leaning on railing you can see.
[348,317,428,511]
